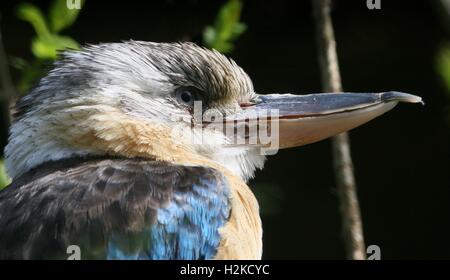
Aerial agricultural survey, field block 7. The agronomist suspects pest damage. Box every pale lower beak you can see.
[224,91,422,149]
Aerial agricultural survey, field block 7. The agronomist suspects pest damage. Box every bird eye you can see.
[180,91,193,103]
[175,87,202,107]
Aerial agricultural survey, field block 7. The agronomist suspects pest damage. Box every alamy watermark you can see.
[66,0,82,10]
[366,0,381,10]
[367,244,381,260]
[170,101,280,155]
[67,245,81,260]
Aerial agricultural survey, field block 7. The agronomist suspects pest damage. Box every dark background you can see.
[1,0,449,259]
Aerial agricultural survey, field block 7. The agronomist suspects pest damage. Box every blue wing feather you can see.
[107,172,230,260]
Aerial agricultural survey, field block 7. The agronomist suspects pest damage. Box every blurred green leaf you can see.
[32,34,79,59]
[437,46,450,125]
[203,0,246,53]
[14,0,82,93]
[437,46,450,94]
[0,160,11,190]
[9,55,29,71]
[16,2,50,37]
[16,0,81,62]
[49,0,84,33]
[17,60,44,94]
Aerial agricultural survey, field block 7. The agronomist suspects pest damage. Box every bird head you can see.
[5,41,422,181]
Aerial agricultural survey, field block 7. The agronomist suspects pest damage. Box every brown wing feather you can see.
[0,157,229,259]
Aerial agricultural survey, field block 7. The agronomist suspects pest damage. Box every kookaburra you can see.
[0,41,421,259]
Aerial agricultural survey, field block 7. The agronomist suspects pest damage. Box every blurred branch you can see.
[313,0,366,260]
[434,0,450,125]
[0,13,16,109]
[433,0,450,35]
[0,12,16,129]
[0,13,13,189]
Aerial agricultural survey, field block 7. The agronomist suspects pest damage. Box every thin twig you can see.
[0,13,16,125]
[313,0,366,260]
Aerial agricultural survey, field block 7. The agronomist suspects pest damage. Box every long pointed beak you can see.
[224,91,422,149]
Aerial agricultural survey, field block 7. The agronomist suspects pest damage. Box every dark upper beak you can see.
[225,91,422,149]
